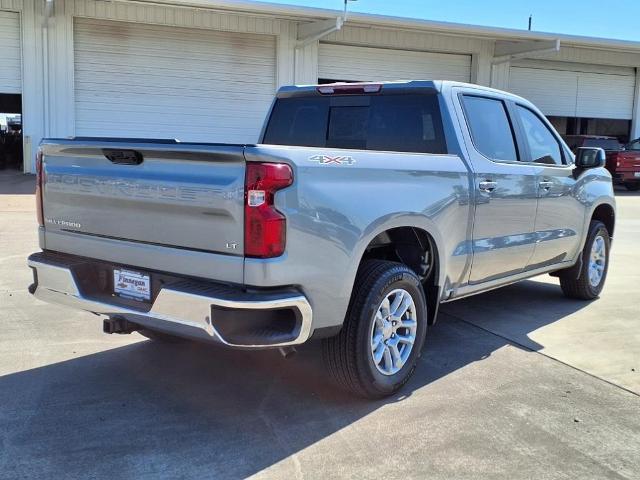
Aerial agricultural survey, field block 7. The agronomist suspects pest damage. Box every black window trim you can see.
[458,93,524,165]
[512,102,572,168]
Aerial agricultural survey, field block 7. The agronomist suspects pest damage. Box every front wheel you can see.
[560,220,610,300]
[322,260,428,399]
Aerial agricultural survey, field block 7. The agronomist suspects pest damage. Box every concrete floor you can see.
[1,172,639,479]
[444,189,640,395]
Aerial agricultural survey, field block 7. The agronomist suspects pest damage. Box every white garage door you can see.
[74,19,276,143]
[0,11,21,93]
[509,61,636,119]
[318,44,471,83]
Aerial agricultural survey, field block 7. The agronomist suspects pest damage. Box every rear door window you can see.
[584,138,622,151]
[461,95,518,162]
[263,94,446,154]
[627,139,640,151]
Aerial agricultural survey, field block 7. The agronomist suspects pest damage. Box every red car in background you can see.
[563,135,640,191]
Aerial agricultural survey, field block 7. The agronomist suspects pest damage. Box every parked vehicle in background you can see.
[28,81,616,398]
[617,138,640,191]
[563,135,640,191]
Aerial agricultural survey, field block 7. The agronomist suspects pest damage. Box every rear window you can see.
[263,94,447,154]
[627,139,640,151]
[583,138,621,151]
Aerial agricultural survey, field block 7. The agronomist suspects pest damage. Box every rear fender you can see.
[344,213,449,303]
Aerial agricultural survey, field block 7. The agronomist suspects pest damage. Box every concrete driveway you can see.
[443,189,640,395]
[1,172,639,479]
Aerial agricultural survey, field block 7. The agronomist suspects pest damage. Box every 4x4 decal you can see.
[308,154,356,165]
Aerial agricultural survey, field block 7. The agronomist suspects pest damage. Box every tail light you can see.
[35,149,44,227]
[244,162,293,258]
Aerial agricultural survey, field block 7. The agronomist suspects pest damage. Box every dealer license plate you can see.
[113,269,151,301]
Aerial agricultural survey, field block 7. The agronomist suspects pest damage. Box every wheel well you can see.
[360,227,440,325]
[592,204,615,238]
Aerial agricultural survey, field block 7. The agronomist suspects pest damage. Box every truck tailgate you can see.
[41,139,246,274]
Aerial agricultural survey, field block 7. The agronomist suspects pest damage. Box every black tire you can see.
[560,220,610,300]
[322,260,428,399]
[624,182,640,191]
[137,328,186,343]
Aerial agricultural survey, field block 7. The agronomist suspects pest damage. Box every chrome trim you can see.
[28,257,313,348]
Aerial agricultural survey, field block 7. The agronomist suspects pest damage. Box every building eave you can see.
[129,0,640,53]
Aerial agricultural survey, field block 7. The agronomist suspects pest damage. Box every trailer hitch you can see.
[103,317,140,335]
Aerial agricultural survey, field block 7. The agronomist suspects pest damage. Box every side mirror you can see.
[575,147,606,169]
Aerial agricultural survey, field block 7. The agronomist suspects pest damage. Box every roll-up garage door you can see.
[509,61,636,119]
[318,44,471,83]
[74,18,276,143]
[0,11,21,94]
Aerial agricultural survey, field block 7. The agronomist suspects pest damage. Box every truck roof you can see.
[277,80,438,98]
[276,80,529,103]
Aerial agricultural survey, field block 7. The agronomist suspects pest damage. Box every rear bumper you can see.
[27,252,313,348]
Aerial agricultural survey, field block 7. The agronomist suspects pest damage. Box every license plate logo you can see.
[114,269,151,301]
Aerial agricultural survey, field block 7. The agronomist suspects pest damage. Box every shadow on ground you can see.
[0,279,597,478]
[440,278,593,351]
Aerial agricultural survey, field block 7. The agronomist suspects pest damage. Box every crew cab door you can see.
[454,91,538,284]
[511,104,584,268]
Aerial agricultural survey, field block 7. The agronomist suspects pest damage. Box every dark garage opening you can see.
[548,116,632,143]
[0,93,23,172]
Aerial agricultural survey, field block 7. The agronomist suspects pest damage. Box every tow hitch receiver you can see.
[103,317,140,335]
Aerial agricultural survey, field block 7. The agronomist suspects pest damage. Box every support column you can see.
[471,41,493,86]
[293,41,318,85]
[490,61,511,91]
[20,0,45,173]
[46,0,74,138]
[276,21,295,89]
[630,67,640,140]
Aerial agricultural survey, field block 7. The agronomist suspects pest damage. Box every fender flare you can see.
[340,213,448,305]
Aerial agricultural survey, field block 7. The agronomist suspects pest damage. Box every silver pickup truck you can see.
[28,81,615,398]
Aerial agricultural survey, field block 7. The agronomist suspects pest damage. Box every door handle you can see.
[479,180,497,192]
[539,180,553,190]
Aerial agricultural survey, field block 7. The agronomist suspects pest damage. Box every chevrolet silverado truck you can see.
[28,81,615,398]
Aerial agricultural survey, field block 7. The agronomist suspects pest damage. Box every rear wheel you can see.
[322,260,428,399]
[624,182,640,191]
[560,220,610,300]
